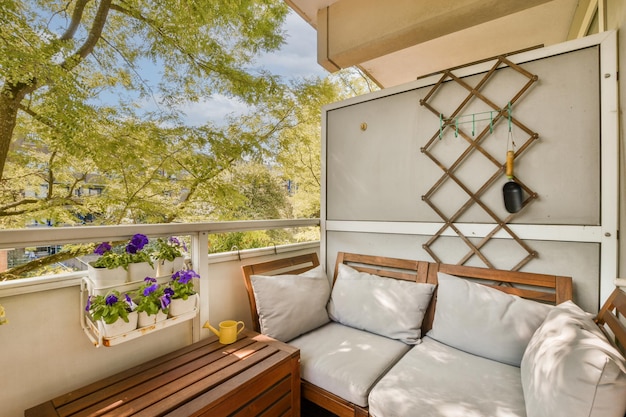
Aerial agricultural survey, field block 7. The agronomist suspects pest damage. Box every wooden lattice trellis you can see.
[420,57,539,271]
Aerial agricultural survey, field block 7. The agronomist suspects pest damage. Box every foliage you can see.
[167,269,199,300]
[0,2,375,280]
[86,290,136,324]
[210,161,292,221]
[0,304,7,325]
[150,237,186,262]
[275,70,379,220]
[92,234,152,269]
[134,277,170,315]
[208,231,275,254]
[0,0,290,226]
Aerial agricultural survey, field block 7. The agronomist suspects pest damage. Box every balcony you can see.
[0,219,320,416]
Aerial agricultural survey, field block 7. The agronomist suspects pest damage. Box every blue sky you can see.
[92,10,327,126]
[172,11,328,126]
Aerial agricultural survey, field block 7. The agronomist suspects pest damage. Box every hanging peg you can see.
[472,113,475,136]
[507,102,513,132]
[439,114,443,139]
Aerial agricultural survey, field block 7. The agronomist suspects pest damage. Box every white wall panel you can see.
[326,47,600,224]
[323,32,617,309]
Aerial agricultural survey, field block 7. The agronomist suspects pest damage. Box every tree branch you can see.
[59,0,90,41]
[61,0,112,70]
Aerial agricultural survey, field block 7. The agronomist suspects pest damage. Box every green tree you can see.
[0,0,292,226]
[0,1,378,278]
[0,0,287,182]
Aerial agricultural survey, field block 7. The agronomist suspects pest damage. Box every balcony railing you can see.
[0,219,320,417]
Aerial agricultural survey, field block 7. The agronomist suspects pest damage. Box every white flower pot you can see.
[127,262,155,282]
[137,310,168,328]
[173,257,185,272]
[88,264,127,288]
[156,257,184,277]
[169,294,198,317]
[101,311,138,337]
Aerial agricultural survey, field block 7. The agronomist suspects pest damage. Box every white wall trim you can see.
[326,221,602,243]
[599,30,620,303]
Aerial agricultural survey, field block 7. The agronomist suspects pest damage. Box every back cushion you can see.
[251,265,331,342]
[521,300,626,417]
[427,272,552,366]
[327,263,435,344]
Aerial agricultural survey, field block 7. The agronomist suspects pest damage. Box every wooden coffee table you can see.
[25,330,300,416]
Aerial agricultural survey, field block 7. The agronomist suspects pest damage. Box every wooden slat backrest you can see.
[422,262,573,333]
[334,252,430,284]
[432,263,573,304]
[242,253,320,332]
[241,251,573,336]
[595,287,626,357]
[336,253,572,333]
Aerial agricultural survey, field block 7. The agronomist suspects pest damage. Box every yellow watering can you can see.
[204,320,245,344]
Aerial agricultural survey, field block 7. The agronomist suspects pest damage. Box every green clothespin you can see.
[439,114,443,139]
[472,113,475,136]
[508,102,512,132]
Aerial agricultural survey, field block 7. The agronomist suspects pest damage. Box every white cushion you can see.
[289,321,411,407]
[369,336,526,417]
[427,272,552,366]
[327,263,435,344]
[521,300,626,417]
[251,265,330,342]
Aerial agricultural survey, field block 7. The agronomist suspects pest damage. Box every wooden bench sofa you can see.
[242,251,626,417]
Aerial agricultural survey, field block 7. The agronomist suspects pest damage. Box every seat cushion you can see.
[368,336,526,417]
[289,321,411,407]
[521,300,626,417]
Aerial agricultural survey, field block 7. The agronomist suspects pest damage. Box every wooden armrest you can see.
[595,287,626,356]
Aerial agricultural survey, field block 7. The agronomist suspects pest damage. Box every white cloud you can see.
[255,11,327,79]
[178,95,249,126]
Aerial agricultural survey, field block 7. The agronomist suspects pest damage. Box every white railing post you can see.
[191,231,210,343]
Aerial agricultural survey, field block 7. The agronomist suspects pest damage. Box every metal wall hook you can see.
[231,245,241,261]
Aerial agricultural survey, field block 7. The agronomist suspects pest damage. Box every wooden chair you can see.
[595,287,626,356]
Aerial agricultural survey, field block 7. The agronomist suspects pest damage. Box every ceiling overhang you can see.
[285,0,590,87]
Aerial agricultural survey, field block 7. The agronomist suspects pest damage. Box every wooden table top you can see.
[25,330,300,417]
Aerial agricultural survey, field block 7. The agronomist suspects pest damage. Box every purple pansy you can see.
[143,283,159,296]
[126,233,149,254]
[173,269,200,284]
[124,293,136,309]
[169,236,187,252]
[85,296,92,312]
[160,294,171,310]
[105,294,118,306]
[94,242,111,255]
[164,287,175,297]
